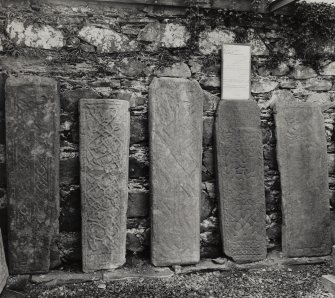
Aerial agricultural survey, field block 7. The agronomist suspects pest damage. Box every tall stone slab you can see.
[215,100,266,263]
[149,77,203,266]
[80,99,130,272]
[5,76,60,274]
[0,228,8,294]
[275,102,331,257]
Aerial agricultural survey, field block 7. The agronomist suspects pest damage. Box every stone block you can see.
[6,20,64,50]
[215,100,267,263]
[321,275,335,296]
[321,62,335,76]
[155,62,191,78]
[80,99,130,272]
[127,189,149,218]
[274,102,331,257]
[149,77,203,266]
[79,26,138,53]
[6,75,60,274]
[0,228,8,294]
[198,29,235,55]
[291,65,317,80]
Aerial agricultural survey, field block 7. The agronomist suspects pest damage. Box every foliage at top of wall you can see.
[186,0,335,68]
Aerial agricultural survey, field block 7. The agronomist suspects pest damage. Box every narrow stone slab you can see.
[80,99,130,272]
[215,100,266,263]
[321,275,335,296]
[0,228,8,294]
[274,102,331,257]
[103,265,174,281]
[31,271,103,286]
[149,77,203,266]
[5,76,60,274]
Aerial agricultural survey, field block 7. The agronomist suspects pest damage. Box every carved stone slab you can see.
[5,76,60,274]
[0,228,8,294]
[274,102,331,257]
[215,100,266,263]
[149,77,203,266]
[80,99,130,272]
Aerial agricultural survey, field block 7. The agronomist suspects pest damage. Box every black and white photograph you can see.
[0,0,335,297]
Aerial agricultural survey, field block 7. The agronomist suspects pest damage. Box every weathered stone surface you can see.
[247,29,269,56]
[251,78,278,94]
[306,93,333,111]
[6,76,60,274]
[138,22,190,48]
[305,78,332,91]
[79,26,138,53]
[215,100,267,263]
[274,102,331,257]
[155,62,191,78]
[321,62,335,76]
[198,29,235,55]
[80,99,130,272]
[266,90,297,109]
[200,76,220,88]
[0,228,8,294]
[6,20,64,49]
[291,65,317,80]
[321,275,335,296]
[149,77,203,266]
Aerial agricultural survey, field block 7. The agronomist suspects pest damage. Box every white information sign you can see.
[221,44,251,100]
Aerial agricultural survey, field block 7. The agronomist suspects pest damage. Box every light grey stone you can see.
[274,102,331,257]
[198,29,235,55]
[291,65,317,79]
[6,75,60,274]
[155,62,191,78]
[80,99,130,272]
[79,26,138,53]
[251,78,278,94]
[6,20,64,49]
[321,62,335,76]
[0,228,8,294]
[305,78,332,91]
[216,100,267,263]
[266,89,297,109]
[149,77,203,266]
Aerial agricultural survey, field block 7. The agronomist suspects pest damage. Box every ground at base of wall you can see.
[2,250,334,298]
[3,262,333,298]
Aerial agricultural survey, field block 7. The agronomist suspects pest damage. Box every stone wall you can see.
[0,0,334,267]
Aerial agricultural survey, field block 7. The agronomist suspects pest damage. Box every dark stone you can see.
[60,186,81,232]
[6,75,60,274]
[127,190,149,218]
[0,228,8,294]
[60,157,79,185]
[130,116,148,144]
[60,88,101,114]
[80,99,130,272]
[203,117,214,146]
[274,102,331,257]
[129,155,149,178]
[215,100,267,263]
[149,77,203,266]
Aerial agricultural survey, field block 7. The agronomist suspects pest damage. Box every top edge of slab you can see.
[5,75,57,86]
[80,98,130,107]
[273,101,321,112]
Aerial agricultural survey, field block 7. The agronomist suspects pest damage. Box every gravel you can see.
[22,262,334,298]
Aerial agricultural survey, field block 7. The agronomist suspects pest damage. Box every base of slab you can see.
[14,251,331,286]
[321,275,335,296]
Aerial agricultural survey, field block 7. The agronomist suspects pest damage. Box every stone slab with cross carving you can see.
[5,75,60,274]
[149,77,203,266]
[80,98,130,272]
[215,100,266,263]
[274,102,331,257]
